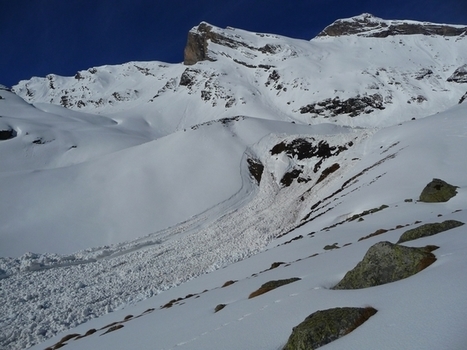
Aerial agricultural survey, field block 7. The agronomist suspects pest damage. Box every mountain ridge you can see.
[12,14,467,134]
[1,14,467,350]
[317,13,467,37]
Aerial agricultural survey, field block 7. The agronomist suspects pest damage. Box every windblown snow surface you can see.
[1,14,467,350]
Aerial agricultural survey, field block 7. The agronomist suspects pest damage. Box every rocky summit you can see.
[317,13,467,37]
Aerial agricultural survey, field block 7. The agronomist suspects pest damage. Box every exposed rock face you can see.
[398,220,465,243]
[332,241,437,289]
[184,23,214,65]
[459,92,467,104]
[270,138,351,161]
[318,13,467,37]
[184,22,283,66]
[299,94,385,118]
[247,158,264,184]
[447,64,467,84]
[0,128,17,141]
[179,68,201,87]
[269,137,352,187]
[283,307,377,350]
[419,178,458,202]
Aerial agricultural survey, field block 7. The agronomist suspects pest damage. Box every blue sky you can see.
[2,0,466,87]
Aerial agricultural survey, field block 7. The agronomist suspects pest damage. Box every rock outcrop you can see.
[419,178,458,203]
[0,127,17,141]
[283,307,377,350]
[459,92,467,104]
[299,94,385,118]
[184,22,283,66]
[447,64,467,84]
[333,241,437,289]
[318,13,467,38]
[184,23,215,65]
[397,220,465,243]
[247,158,264,185]
[248,278,300,299]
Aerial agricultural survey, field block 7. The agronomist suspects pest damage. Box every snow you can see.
[1,15,467,350]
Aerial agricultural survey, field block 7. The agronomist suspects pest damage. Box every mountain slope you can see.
[26,103,467,350]
[13,14,467,131]
[1,14,467,349]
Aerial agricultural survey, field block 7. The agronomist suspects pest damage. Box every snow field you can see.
[2,16,467,349]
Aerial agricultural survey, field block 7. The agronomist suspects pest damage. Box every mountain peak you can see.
[184,22,222,65]
[317,13,467,37]
[183,22,284,65]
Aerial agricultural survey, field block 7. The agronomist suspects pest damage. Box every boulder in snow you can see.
[419,178,458,203]
[283,307,377,350]
[332,241,437,289]
[398,220,464,243]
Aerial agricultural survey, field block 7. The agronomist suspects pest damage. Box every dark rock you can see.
[269,262,286,269]
[415,68,433,80]
[0,128,17,140]
[459,92,467,104]
[102,324,124,335]
[299,94,384,118]
[318,13,467,38]
[316,163,340,184]
[247,158,264,184]
[419,178,458,202]
[271,138,349,161]
[184,23,214,65]
[249,278,300,299]
[179,68,201,87]
[447,65,467,83]
[222,280,237,288]
[323,243,339,250]
[281,169,302,187]
[332,241,437,289]
[265,70,281,88]
[283,307,377,350]
[214,304,226,313]
[397,220,465,243]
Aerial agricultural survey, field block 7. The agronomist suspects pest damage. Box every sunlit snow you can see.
[1,14,467,350]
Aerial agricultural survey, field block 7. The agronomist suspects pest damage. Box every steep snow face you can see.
[13,16,467,133]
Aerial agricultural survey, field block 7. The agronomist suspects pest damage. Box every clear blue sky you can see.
[1,0,466,87]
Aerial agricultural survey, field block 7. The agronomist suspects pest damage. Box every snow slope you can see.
[1,14,467,349]
[23,104,467,350]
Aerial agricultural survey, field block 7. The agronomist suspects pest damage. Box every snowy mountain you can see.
[1,14,467,349]
[13,13,467,131]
